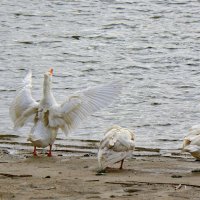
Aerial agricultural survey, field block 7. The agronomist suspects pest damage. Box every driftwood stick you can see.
[0,173,32,178]
[105,181,200,188]
[36,187,56,190]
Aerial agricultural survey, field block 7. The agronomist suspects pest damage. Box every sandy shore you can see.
[0,147,200,200]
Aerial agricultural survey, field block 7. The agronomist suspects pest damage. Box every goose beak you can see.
[49,68,53,76]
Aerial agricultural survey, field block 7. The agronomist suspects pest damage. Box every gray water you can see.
[1,0,200,151]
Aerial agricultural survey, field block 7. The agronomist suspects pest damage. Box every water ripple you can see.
[1,0,200,151]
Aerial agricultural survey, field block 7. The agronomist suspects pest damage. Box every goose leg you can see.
[33,146,37,156]
[119,159,124,170]
[47,144,52,157]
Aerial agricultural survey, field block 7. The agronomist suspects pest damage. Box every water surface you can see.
[1,0,200,152]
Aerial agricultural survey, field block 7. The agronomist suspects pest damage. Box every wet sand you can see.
[0,146,200,200]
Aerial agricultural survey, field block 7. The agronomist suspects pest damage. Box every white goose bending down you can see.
[182,125,200,160]
[9,69,122,157]
[98,125,135,170]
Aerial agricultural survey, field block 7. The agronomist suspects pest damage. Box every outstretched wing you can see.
[9,70,39,128]
[48,81,122,135]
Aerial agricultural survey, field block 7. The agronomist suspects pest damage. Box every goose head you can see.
[43,68,53,95]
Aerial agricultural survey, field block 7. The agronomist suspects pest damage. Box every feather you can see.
[182,125,200,160]
[48,82,122,135]
[98,125,135,170]
[9,70,39,129]
[184,145,200,153]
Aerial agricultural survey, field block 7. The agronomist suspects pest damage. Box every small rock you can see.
[171,175,182,178]
[124,188,141,193]
[191,169,200,173]
[72,35,80,40]
[96,169,106,176]
[95,172,106,176]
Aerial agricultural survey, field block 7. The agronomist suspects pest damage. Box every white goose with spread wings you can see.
[9,69,122,156]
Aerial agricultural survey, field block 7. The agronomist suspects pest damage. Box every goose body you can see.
[9,69,121,156]
[98,125,135,170]
[182,125,200,160]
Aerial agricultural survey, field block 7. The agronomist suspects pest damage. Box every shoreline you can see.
[0,133,182,157]
[0,144,200,200]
